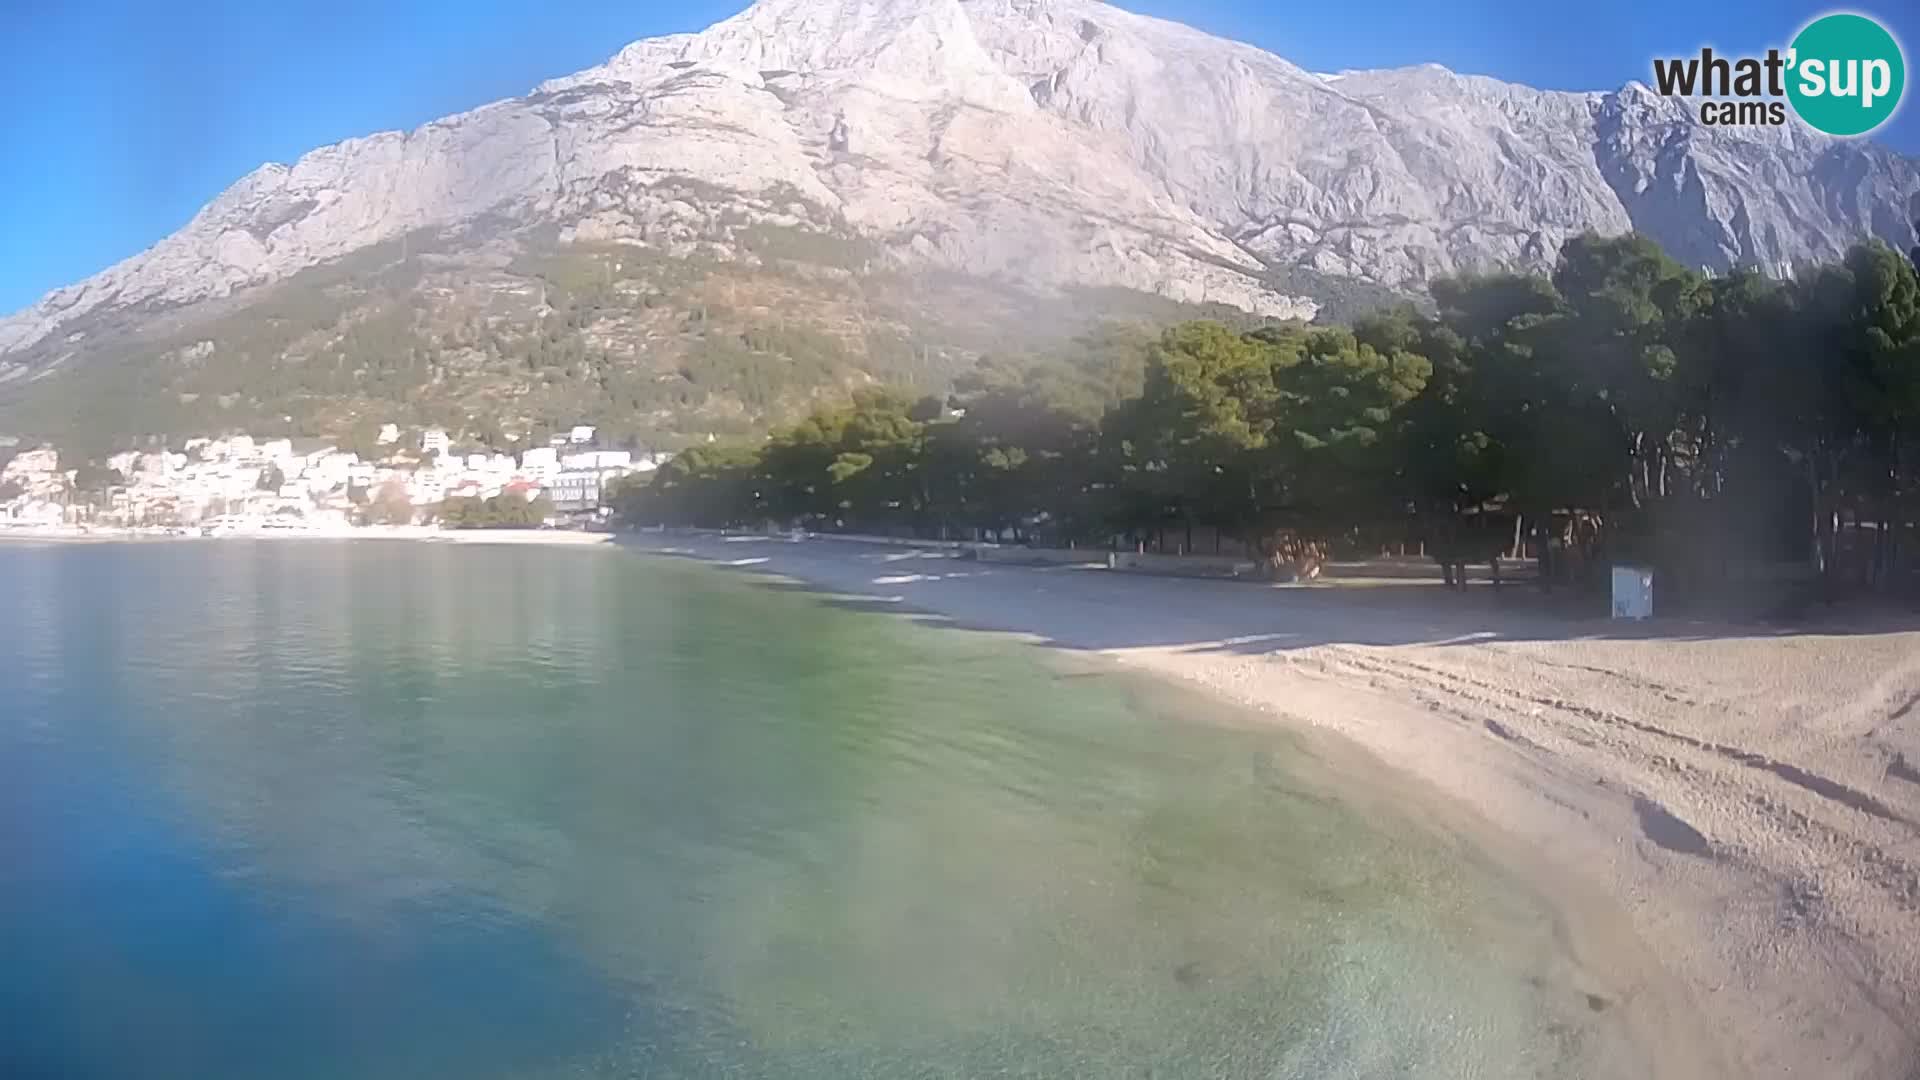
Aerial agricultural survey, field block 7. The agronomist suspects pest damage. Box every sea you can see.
[0,540,1651,1078]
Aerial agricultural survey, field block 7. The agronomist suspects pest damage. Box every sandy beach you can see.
[633,532,1920,1079]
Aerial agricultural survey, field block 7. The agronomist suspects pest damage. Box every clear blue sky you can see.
[1,0,1914,316]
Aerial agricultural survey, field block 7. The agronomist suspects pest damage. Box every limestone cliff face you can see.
[3,0,1916,356]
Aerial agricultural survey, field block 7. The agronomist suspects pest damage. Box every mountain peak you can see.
[2,0,1917,364]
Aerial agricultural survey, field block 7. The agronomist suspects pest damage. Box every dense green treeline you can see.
[437,493,555,529]
[618,232,1920,605]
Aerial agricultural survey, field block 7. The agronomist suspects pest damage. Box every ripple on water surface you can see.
[0,542,1651,1078]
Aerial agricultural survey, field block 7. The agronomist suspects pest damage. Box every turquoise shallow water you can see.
[0,542,1640,1078]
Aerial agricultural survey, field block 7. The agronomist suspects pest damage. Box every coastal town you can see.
[0,423,670,536]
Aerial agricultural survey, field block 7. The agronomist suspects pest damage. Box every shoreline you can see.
[0,525,617,547]
[626,532,1919,1079]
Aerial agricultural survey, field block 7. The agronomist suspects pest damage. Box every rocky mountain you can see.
[3,0,1917,449]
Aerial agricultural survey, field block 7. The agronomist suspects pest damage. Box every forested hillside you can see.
[0,216,1283,460]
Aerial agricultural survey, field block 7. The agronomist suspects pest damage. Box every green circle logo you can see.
[1786,13,1906,136]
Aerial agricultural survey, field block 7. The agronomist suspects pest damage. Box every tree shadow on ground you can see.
[624,535,1920,658]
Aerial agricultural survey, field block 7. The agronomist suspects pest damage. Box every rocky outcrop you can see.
[2,0,1916,358]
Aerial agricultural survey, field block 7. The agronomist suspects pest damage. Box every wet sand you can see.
[633,532,1920,1080]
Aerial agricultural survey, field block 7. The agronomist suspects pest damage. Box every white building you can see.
[568,425,597,445]
[520,446,559,483]
[548,470,609,512]
[5,447,58,474]
[141,452,184,479]
[377,423,401,446]
[7,500,65,526]
[299,443,340,467]
[260,439,295,464]
[560,449,631,471]
[2,448,64,500]
[304,451,359,494]
[407,466,448,506]
[421,428,451,457]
